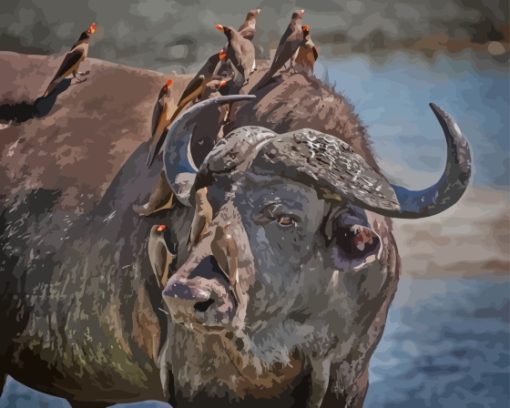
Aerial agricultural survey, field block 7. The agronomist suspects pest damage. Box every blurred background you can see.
[0,0,508,407]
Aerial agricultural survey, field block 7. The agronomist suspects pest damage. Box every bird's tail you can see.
[43,79,59,98]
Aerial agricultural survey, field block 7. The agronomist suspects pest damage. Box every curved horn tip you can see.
[429,102,463,136]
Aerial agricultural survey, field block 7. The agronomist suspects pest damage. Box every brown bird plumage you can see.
[238,8,261,41]
[147,224,176,289]
[133,170,174,216]
[145,79,174,169]
[252,10,305,89]
[188,187,213,249]
[294,24,318,74]
[210,224,239,292]
[43,22,96,97]
[146,50,228,168]
[216,24,255,86]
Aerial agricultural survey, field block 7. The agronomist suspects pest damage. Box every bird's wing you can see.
[198,53,220,78]
[239,27,255,41]
[211,240,229,278]
[150,96,164,138]
[269,38,300,73]
[146,103,183,168]
[231,38,254,74]
[177,75,206,107]
[49,48,84,83]
[272,25,294,62]
[312,45,319,61]
[190,214,207,246]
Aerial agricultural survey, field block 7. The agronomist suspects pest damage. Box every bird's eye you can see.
[276,215,297,228]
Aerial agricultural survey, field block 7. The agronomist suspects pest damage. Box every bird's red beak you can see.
[219,49,227,61]
[219,80,228,88]
[87,22,97,35]
[302,24,311,32]
[156,225,167,232]
[215,24,225,32]
[165,79,173,87]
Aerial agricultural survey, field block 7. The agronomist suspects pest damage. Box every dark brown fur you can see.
[0,52,396,407]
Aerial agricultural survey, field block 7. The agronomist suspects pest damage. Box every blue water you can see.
[1,277,508,408]
[365,277,510,408]
[316,52,510,190]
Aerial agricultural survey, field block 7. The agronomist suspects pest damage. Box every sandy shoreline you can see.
[394,186,510,278]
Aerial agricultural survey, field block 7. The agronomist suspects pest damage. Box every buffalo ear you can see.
[324,205,382,271]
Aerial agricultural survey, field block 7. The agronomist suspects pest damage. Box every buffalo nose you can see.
[163,281,210,302]
[163,281,217,316]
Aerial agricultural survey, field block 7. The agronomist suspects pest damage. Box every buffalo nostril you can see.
[194,298,215,313]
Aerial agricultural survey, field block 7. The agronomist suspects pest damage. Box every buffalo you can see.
[0,54,470,407]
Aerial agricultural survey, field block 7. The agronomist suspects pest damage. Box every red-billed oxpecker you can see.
[147,224,176,289]
[146,50,228,168]
[294,24,318,74]
[238,8,261,41]
[188,187,213,251]
[215,24,255,86]
[43,22,97,97]
[252,10,305,90]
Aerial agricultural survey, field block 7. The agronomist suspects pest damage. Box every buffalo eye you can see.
[277,215,297,228]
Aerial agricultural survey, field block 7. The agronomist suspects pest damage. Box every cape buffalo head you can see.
[156,95,471,379]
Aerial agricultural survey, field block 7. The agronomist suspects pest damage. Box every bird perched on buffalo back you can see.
[238,8,261,41]
[252,10,305,90]
[215,24,255,86]
[145,49,228,168]
[43,22,97,97]
[294,24,318,74]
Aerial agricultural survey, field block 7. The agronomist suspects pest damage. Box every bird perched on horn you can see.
[43,22,97,97]
[215,24,255,86]
[144,79,174,169]
[252,10,305,90]
[146,50,229,168]
[294,24,318,74]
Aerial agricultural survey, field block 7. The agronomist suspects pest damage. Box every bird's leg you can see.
[76,70,91,77]
[72,71,86,83]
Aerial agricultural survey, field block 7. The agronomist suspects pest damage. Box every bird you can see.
[43,22,97,97]
[210,224,240,302]
[252,9,305,90]
[294,24,318,74]
[215,24,255,86]
[188,187,213,249]
[147,224,176,289]
[146,50,228,168]
[238,9,261,41]
[132,170,174,216]
[200,78,229,100]
[144,79,173,168]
